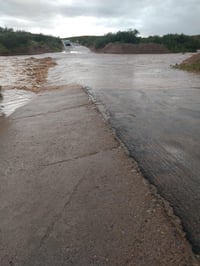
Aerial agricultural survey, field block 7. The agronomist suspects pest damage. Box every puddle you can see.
[0,89,36,117]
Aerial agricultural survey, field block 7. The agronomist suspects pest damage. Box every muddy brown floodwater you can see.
[0,55,57,116]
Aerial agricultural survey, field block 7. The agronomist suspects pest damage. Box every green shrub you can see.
[0,27,62,55]
[68,31,200,52]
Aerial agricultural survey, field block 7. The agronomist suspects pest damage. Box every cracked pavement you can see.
[0,86,199,265]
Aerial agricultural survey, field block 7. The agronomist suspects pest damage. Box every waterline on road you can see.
[0,89,36,117]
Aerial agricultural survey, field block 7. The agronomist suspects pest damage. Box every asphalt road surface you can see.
[88,85,200,253]
[48,51,200,253]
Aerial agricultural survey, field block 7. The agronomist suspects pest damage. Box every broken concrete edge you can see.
[82,85,200,261]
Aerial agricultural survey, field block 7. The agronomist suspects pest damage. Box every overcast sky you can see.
[0,0,199,37]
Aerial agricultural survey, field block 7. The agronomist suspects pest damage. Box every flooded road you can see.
[47,51,200,252]
[0,50,200,252]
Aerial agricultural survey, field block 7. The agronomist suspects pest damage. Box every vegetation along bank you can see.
[0,27,62,55]
[1,27,200,55]
[68,29,200,54]
[174,53,200,73]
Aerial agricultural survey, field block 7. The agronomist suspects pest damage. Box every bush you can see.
[68,30,200,53]
[0,27,62,55]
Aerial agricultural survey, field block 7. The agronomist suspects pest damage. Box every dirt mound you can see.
[181,53,200,65]
[174,53,200,73]
[96,43,169,54]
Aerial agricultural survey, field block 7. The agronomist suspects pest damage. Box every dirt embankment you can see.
[180,53,200,65]
[95,43,169,54]
[174,53,200,73]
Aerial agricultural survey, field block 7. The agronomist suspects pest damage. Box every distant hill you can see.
[67,30,200,54]
[0,27,63,56]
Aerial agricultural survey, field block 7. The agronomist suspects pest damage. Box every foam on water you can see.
[0,89,35,117]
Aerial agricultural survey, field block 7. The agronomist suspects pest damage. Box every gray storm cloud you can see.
[0,0,199,36]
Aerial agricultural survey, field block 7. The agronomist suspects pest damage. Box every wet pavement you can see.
[46,51,200,253]
[89,85,200,253]
[0,86,199,265]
